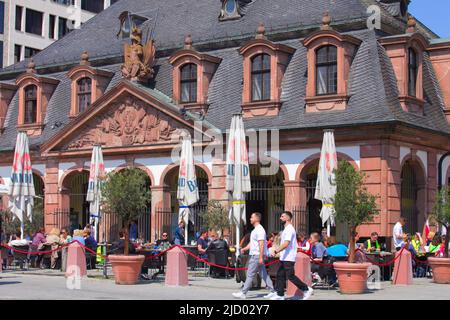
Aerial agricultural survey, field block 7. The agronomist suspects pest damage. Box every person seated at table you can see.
[436,235,446,257]
[8,231,30,247]
[411,233,425,256]
[83,229,98,269]
[310,233,333,283]
[72,229,85,246]
[110,230,135,254]
[425,231,435,247]
[365,232,381,252]
[155,232,172,250]
[44,228,61,269]
[207,230,230,278]
[428,233,442,255]
[267,232,277,249]
[197,230,209,260]
[326,241,348,260]
[348,232,366,263]
[298,233,313,255]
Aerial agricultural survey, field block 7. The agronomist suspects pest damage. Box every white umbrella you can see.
[315,129,338,237]
[226,114,251,258]
[8,132,35,239]
[177,134,199,245]
[86,145,105,242]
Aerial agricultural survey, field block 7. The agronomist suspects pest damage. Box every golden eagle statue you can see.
[122,27,155,82]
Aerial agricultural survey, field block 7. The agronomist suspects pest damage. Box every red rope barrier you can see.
[355,247,405,267]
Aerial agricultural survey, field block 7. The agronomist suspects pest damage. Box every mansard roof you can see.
[0,0,448,152]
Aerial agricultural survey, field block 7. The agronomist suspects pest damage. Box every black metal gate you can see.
[401,161,418,235]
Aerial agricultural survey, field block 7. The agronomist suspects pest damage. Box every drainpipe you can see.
[438,151,450,191]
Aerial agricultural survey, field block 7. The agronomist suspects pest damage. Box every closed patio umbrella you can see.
[8,132,35,239]
[315,129,338,237]
[226,114,251,258]
[177,134,199,245]
[86,145,105,242]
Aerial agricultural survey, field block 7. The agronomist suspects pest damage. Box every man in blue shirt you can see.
[129,221,138,242]
[327,243,348,258]
[197,230,209,260]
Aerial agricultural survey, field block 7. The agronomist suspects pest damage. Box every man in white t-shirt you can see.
[393,217,406,251]
[270,211,313,300]
[232,212,275,299]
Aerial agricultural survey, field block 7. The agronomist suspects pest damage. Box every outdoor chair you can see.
[11,245,30,270]
[39,244,52,269]
[311,256,340,290]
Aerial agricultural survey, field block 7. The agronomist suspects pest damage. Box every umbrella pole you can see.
[327,221,331,237]
[20,221,24,240]
[235,223,240,259]
[185,223,188,246]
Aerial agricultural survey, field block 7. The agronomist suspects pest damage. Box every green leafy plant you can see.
[333,160,378,263]
[1,207,44,240]
[201,200,230,237]
[101,168,150,255]
[431,187,449,258]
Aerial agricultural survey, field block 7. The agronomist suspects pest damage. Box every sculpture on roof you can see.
[122,27,156,82]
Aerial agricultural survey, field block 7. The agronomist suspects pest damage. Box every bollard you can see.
[165,246,189,286]
[392,249,413,285]
[287,252,312,297]
[65,242,87,278]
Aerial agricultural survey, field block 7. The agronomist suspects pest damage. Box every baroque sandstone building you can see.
[0,0,449,247]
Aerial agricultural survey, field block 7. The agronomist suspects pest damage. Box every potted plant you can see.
[101,168,150,285]
[332,160,378,294]
[428,187,450,284]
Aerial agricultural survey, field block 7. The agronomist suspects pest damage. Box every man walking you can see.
[232,212,276,299]
[270,211,313,300]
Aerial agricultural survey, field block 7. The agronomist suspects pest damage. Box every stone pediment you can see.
[41,81,206,155]
[63,96,182,150]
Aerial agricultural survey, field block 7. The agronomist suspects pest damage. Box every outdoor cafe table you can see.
[364,251,394,281]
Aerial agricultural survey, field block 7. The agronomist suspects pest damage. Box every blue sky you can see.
[409,0,450,38]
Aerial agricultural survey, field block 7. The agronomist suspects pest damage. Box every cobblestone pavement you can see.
[0,271,449,300]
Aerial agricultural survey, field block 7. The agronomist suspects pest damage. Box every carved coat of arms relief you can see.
[65,98,181,150]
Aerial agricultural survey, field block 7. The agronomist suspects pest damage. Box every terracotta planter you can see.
[428,257,450,284]
[109,255,145,285]
[333,262,371,294]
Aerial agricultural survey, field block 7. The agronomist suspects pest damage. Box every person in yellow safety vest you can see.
[96,245,106,264]
[365,232,381,252]
[411,233,425,256]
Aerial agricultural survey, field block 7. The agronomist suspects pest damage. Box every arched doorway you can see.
[164,166,209,241]
[32,173,45,230]
[401,160,426,235]
[300,160,324,235]
[246,164,285,234]
[62,170,90,231]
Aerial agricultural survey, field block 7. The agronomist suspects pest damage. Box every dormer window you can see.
[77,77,92,113]
[379,23,427,115]
[117,11,148,39]
[239,23,295,118]
[316,45,338,95]
[16,59,59,136]
[408,48,418,97]
[251,54,271,101]
[302,13,360,113]
[67,51,113,117]
[169,35,221,114]
[180,63,198,103]
[24,85,37,124]
[220,0,241,20]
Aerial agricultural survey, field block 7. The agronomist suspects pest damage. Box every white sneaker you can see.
[302,287,314,300]
[263,292,277,299]
[232,292,247,299]
[270,294,286,300]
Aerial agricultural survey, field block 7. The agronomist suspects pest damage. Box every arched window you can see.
[24,85,37,124]
[251,53,271,101]
[180,63,197,103]
[316,45,337,95]
[408,48,418,97]
[77,77,92,113]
